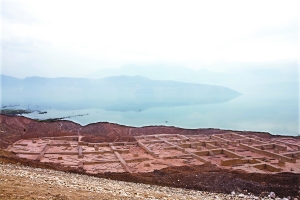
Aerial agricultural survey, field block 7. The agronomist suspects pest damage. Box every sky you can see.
[0,0,299,78]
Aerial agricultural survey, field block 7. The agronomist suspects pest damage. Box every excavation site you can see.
[0,115,299,198]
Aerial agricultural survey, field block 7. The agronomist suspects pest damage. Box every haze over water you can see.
[1,1,299,136]
[21,92,298,136]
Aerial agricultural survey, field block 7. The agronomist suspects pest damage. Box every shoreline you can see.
[1,113,297,138]
[1,101,298,136]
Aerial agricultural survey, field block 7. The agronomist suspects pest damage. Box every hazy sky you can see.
[1,0,299,78]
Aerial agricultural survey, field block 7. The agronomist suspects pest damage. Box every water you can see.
[20,93,299,136]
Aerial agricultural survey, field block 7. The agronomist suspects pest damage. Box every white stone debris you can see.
[0,162,294,200]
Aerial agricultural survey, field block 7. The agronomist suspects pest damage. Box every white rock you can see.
[269,191,276,199]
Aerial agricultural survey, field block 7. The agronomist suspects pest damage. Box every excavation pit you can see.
[7,133,300,174]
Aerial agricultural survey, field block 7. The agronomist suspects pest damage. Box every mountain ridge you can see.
[1,74,241,111]
[84,63,298,92]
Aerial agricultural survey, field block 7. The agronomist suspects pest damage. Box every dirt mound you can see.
[0,114,275,149]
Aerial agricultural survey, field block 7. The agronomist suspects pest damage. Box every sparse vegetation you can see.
[0,109,32,116]
[35,118,64,122]
[34,113,89,122]
[1,104,19,108]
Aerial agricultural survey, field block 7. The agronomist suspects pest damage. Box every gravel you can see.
[0,162,293,200]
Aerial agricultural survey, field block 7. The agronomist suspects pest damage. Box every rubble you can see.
[0,162,286,200]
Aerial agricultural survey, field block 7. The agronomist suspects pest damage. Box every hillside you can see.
[0,161,260,200]
[0,74,241,111]
[0,115,299,198]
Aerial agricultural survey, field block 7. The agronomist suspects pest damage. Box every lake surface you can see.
[19,93,299,136]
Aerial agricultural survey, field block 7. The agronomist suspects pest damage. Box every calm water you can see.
[20,93,299,136]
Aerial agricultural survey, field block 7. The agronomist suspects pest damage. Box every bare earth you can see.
[0,115,299,199]
[6,133,300,174]
[1,162,272,200]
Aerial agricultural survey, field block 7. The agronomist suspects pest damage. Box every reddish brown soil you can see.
[1,149,299,198]
[0,114,299,198]
[0,114,275,149]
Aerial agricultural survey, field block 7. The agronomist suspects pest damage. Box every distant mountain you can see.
[86,64,224,85]
[0,74,241,111]
[85,63,298,93]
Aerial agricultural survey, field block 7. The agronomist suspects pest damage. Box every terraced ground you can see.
[0,115,299,198]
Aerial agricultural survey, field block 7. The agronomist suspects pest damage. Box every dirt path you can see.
[59,122,63,131]
[77,127,82,136]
